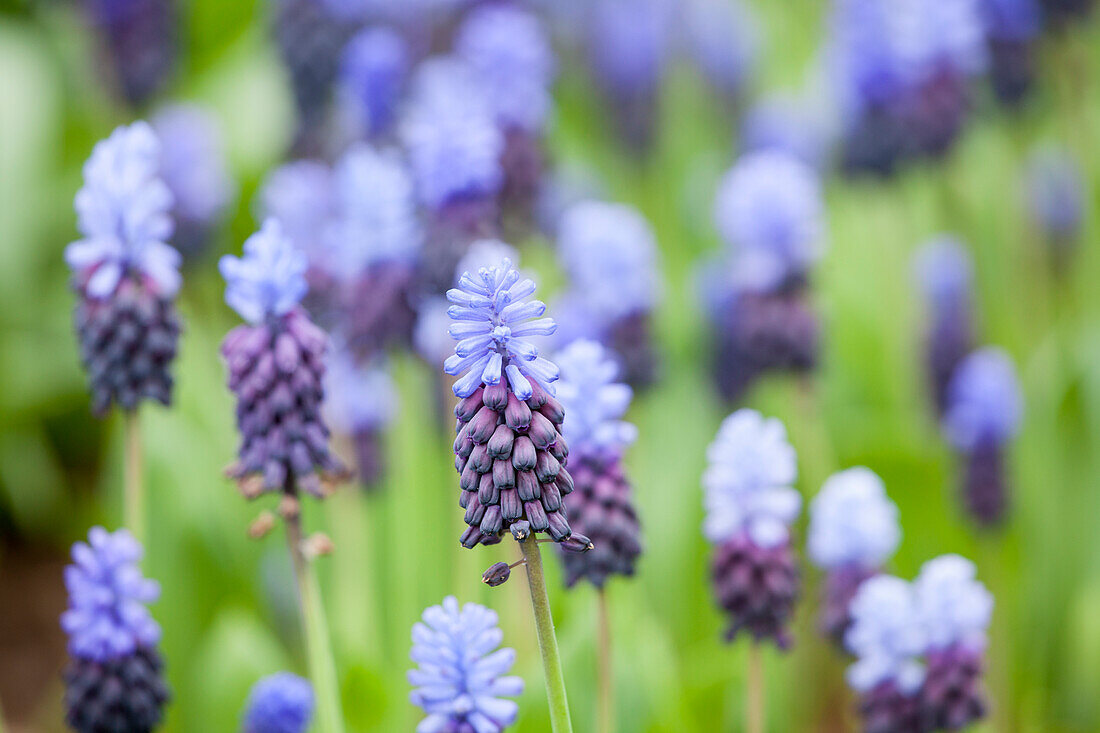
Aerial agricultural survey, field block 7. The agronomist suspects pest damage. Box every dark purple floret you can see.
[857,679,925,733]
[339,261,418,361]
[64,645,170,733]
[962,440,1007,526]
[820,563,877,648]
[840,105,909,178]
[918,643,987,731]
[712,289,819,402]
[74,275,180,417]
[988,39,1035,107]
[222,308,346,498]
[710,533,799,647]
[925,314,973,417]
[560,456,641,588]
[84,0,177,106]
[899,69,971,162]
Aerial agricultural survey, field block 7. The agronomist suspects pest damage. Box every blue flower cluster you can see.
[338,27,410,138]
[323,343,397,434]
[259,160,336,268]
[680,0,759,98]
[219,219,310,324]
[66,122,180,299]
[151,104,234,235]
[555,339,638,460]
[943,347,1024,452]
[444,257,559,400]
[408,596,523,733]
[808,467,901,571]
[914,236,974,313]
[61,527,162,662]
[1026,146,1086,242]
[242,672,314,733]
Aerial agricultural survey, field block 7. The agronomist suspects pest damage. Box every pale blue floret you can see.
[914,554,993,651]
[455,4,556,132]
[60,527,161,662]
[555,339,638,459]
[713,151,825,292]
[408,596,523,733]
[219,219,309,324]
[66,121,180,298]
[557,201,662,326]
[913,236,973,311]
[740,91,833,172]
[943,347,1023,451]
[400,58,504,210]
[845,575,928,694]
[323,344,397,433]
[702,409,801,548]
[338,27,409,136]
[589,0,673,96]
[444,257,559,400]
[324,144,421,276]
[808,467,901,571]
[242,672,314,733]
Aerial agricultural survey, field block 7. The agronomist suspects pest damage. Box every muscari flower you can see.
[66,121,182,416]
[943,348,1023,525]
[555,201,662,388]
[408,596,524,733]
[83,0,177,106]
[703,409,801,646]
[981,0,1042,105]
[323,344,397,487]
[62,527,169,733]
[809,467,901,645]
[446,258,578,548]
[151,103,235,259]
[337,26,410,139]
[259,160,337,271]
[740,91,834,173]
[679,0,760,101]
[1026,147,1086,257]
[914,236,975,416]
[242,672,314,733]
[220,219,345,501]
[555,340,642,587]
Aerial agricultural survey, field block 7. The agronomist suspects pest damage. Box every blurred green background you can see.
[2,1,1100,731]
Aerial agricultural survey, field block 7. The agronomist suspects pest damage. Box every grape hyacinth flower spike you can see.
[82,0,177,106]
[243,672,314,733]
[943,348,1023,526]
[219,219,346,733]
[323,344,397,488]
[982,0,1041,106]
[445,257,579,731]
[336,26,409,141]
[808,467,901,646]
[555,201,663,389]
[1026,147,1086,272]
[408,597,524,733]
[62,527,169,733]
[914,237,975,416]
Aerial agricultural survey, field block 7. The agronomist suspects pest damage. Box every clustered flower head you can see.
[554,200,662,388]
[446,258,582,548]
[408,596,524,733]
[982,0,1042,105]
[943,348,1023,525]
[555,340,642,587]
[242,672,314,733]
[66,121,183,416]
[846,555,993,731]
[61,527,170,732]
[323,344,397,487]
[914,237,975,416]
[703,409,801,646]
[259,160,337,272]
[679,0,760,100]
[808,467,901,644]
[740,91,832,173]
[338,26,410,139]
[84,0,177,106]
[219,219,346,501]
[1026,147,1086,257]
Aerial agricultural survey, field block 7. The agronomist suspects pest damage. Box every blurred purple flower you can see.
[337,27,410,138]
[679,0,760,99]
[259,160,337,270]
[555,339,637,461]
[1026,146,1086,243]
[943,348,1023,452]
[809,467,900,571]
[242,672,314,733]
[219,219,309,324]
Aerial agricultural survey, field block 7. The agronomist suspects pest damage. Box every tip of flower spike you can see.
[220,219,309,324]
[444,256,559,400]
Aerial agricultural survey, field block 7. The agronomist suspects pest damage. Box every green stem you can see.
[596,588,613,733]
[747,644,764,733]
[123,410,145,544]
[286,515,345,733]
[519,534,574,733]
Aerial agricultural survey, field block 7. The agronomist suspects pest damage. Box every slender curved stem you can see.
[123,410,144,544]
[597,588,614,733]
[286,515,345,733]
[747,644,765,733]
[519,534,574,733]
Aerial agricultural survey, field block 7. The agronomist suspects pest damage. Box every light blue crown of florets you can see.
[944,347,1023,451]
[242,672,314,733]
[151,104,235,224]
[557,200,661,324]
[702,409,801,549]
[555,340,638,459]
[455,4,556,132]
[219,219,309,324]
[400,58,504,210]
[338,27,409,136]
[444,256,559,400]
[913,236,973,311]
[60,527,161,662]
[1026,147,1085,239]
[323,345,397,433]
[914,554,993,651]
[713,150,825,291]
[845,575,928,694]
[681,0,760,96]
[589,0,673,95]
[325,144,421,276]
[809,467,901,570]
[66,121,180,298]
[408,596,523,733]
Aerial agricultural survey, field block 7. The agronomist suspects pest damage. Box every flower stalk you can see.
[747,644,764,733]
[597,588,613,733]
[519,534,573,733]
[124,410,145,545]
